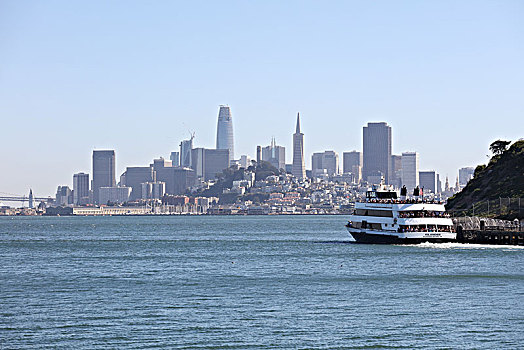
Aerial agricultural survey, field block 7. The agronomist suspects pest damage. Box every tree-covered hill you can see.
[446,140,524,219]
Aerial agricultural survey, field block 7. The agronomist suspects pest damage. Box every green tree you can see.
[489,140,511,155]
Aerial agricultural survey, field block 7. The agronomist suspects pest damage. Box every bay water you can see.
[1,215,523,349]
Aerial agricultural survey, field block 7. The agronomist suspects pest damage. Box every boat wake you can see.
[413,242,524,250]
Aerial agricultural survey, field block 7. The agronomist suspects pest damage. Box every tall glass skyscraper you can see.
[216,105,234,163]
[292,113,306,180]
[92,150,116,204]
[180,134,194,168]
[362,122,392,184]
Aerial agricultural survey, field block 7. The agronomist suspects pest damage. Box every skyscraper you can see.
[342,151,362,174]
[180,135,194,167]
[362,122,392,184]
[312,151,339,176]
[401,152,419,192]
[458,167,475,186]
[216,105,234,162]
[419,170,437,194]
[92,150,116,204]
[261,137,286,170]
[73,172,90,205]
[292,113,306,180]
[170,151,180,167]
[191,148,230,181]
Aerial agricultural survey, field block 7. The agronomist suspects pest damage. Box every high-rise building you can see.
[180,135,194,167]
[256,146,262,164]
[261,137,286,170]
[363,122,392,184]
[436,174,442,194]
[458,167,475,186]
[55,186,73,206]
[401,152,419,192]
[191,148,230,181]
[99,186,131,205]
[239,155,252,169]
[342,151,362,174]
[312,151,339,176]
[216,105,234,162]
[170,151,180,167]
[121,166,155,201]
[92,150,116,204]
[390,154,402,188]
[141,181,165,200]
[73,172,90,205]
[150,159,195,195]
[419,170,437,194]
[292,113,306,180]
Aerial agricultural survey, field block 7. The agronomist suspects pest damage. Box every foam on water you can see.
[415,241,524,250]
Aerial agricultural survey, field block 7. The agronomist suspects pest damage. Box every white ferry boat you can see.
[346,185,456,244]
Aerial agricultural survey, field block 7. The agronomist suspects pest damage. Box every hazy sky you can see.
[1,0,523,197]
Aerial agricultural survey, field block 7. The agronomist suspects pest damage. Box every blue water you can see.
[1,216,523,349]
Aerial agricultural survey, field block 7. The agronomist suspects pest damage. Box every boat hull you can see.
[347,228,456,244]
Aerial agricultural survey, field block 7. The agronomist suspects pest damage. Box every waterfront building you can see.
[292,113,306,180]
[191,148,229,181]
[362,122,391,184]
[419,170,437,194]
[92,150,116,204]
[312,151,339,176]
[180,135,194,167]
[262,137,286,170]
[216,105,234,163]
[170,151,180,167]
[120,166,155,201]
[401,152,420,192]
[98,186,131,205]
[459,167,475,186]
[73,172,90,205]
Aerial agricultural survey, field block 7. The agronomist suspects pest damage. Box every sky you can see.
[0,0,523,198]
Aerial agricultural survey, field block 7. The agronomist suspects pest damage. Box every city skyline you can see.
[1,1,523,196]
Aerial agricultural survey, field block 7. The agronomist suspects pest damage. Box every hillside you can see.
[446,140,524,219]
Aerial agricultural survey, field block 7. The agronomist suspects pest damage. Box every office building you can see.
[239,155,252,169]
[180,135,194,167]
[363,122,391,184]
[141,181,165,200]
[390,154,402,188]
[120,166,155,201]
[99,186,131,205]
[419,170,437,194]
[73,172,90,205]
[342,151,361,174]
[459,167,475,186]
[92,150,116,204]
[55,186,73,206]
[170,151,180,167]
[312,151,339,176]
[292,113,306,180]
[401,152,419,191]
[261,137,286,170]
[191,148,230,181]
[216,105,234,162]
[436,174,442,194]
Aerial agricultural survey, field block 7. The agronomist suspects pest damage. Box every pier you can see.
[455,217,523,245]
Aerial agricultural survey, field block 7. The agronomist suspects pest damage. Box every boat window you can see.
[354,209,392,217]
